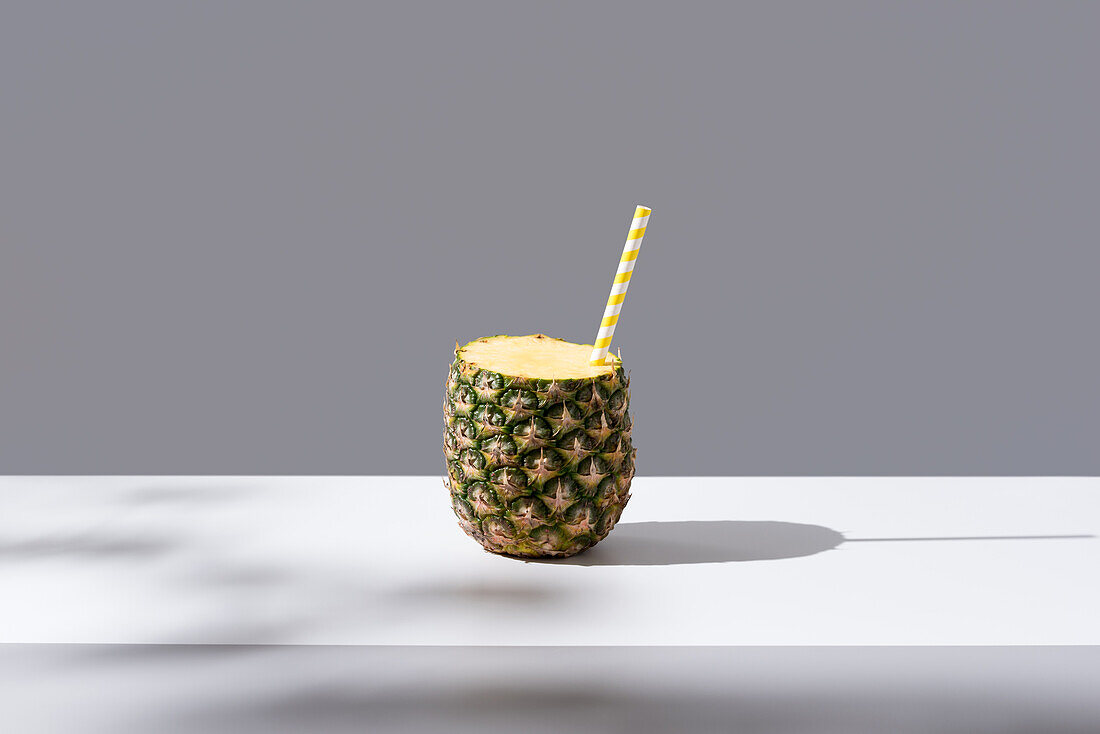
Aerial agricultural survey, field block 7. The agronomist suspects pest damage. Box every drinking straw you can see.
[589,205,651,365]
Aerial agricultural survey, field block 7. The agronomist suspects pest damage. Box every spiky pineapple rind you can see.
[444,335,634,558]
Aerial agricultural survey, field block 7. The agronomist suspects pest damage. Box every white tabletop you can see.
[1,476,1097,646]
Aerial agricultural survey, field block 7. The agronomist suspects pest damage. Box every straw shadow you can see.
[540,521,844,566]
[846,534,1095,543]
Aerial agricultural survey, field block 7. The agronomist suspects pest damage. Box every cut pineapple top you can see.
[457,334,618,379]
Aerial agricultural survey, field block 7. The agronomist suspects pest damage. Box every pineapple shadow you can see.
[535,521,845,566]
[533,523,1095,566]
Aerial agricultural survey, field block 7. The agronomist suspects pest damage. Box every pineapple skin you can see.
[444,336,635,558]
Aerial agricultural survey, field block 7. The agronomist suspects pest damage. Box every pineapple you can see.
[444,334,635,557]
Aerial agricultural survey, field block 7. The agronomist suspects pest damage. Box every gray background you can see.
[1,2,1097,475]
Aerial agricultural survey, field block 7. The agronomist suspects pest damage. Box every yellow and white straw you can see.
[589,205,651,366]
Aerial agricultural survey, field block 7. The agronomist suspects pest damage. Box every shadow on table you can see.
[534,520,1094,567]
[536,520,843,566]
[12,646,1097,734]
[177,683,1098,734]
[0,534,178,559]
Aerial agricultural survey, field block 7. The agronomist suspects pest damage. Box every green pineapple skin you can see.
[443,336,635,558]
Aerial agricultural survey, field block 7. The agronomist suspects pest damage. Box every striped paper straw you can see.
[589,205,651,365]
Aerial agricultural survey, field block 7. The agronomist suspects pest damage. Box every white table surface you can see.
[1,476,1097,646]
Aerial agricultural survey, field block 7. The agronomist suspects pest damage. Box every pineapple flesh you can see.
[444,334,634,557]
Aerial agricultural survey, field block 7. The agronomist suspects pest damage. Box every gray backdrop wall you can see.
[2,2,1097,475]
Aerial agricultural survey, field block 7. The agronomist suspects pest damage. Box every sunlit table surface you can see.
[3,476,1099,734]
[1,476,1097,646]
